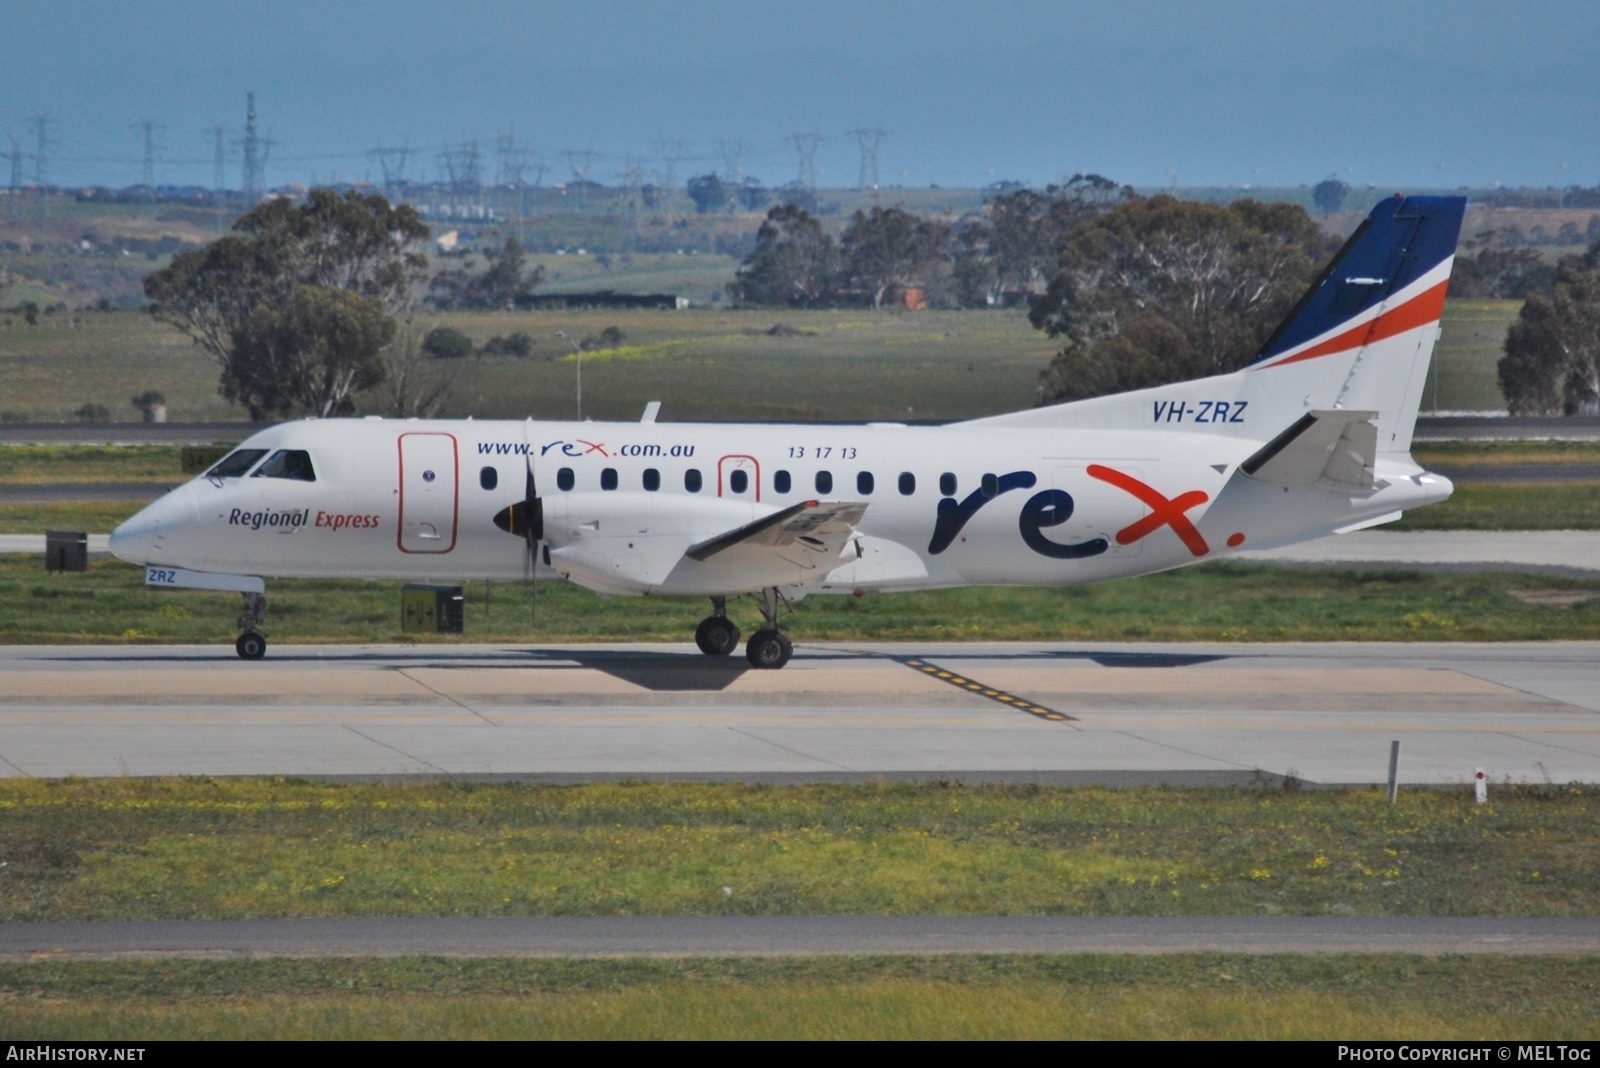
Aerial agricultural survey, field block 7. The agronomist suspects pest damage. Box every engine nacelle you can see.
[542,492,767,594]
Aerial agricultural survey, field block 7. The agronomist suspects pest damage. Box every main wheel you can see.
[745,629,793,669]
[236,631,267,660]
[694,616,741,656]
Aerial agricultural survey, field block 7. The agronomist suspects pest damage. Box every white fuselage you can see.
[110,414,1451,599]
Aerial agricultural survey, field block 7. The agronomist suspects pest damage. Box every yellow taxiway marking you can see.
[899,658,1077,723]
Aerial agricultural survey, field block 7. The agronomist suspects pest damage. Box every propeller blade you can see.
[525,460,539,622]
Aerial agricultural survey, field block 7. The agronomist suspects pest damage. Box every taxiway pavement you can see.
[5,915,1597,960]
[2,641,1596,786]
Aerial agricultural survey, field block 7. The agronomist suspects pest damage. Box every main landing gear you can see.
[694,596,741,656]
[235,591,268,660]
[693,589,793,669]
[744,588,793,670]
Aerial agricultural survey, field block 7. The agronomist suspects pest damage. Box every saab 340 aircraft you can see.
[111,194,1466,668]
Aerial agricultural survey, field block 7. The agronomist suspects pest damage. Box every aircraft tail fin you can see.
[958,194,1466,455]
[1246,194,1465,454]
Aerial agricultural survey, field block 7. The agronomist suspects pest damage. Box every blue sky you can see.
[5,0,1598,191]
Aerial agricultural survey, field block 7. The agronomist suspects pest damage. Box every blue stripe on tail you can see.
[1250,195,1466,366]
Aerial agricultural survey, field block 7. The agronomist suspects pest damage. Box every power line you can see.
[131,118,163,191]
[787,131,823,190]
[495,131,531,187]
[367,144,414,201]
[438,138,482,214]
[28,113,56,187]
[562,148,601,209]
[237,92,277,207]
[204,124,227,194]
[3,136,22,194]
[653,139,686,187]
[848,127,887,191]
[716,137,744,183]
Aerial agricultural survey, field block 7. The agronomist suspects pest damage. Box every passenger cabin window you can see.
[479,466,498,491]
[940,472,957,496]
[729,470,749,495]
[815,471,833,494]
[857,471,874,495]
[557,467,575,491]
[898,472,916,496]
[205,449,268,479]
[643,468,660,492]
[685,469,703,493]
[252,449,316,482]
[774,470,792,494]
[601,467,618,491]
[981,472,999,498]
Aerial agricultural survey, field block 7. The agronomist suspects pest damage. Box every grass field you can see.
[4,555,1600,645]
[3,955,1595,1039]
[1412,441,1600,466]
[0,300,1520,423]
[2,779,1593,922]
[1428,300,1521,411]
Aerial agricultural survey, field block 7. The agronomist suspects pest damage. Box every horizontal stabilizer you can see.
[687,500,868,563]
[1241,410,1378,489]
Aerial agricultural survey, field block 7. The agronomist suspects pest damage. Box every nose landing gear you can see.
[235,591,268,660]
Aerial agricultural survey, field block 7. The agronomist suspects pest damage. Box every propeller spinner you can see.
[492,467,543,542]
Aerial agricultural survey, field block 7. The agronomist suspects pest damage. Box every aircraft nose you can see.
[110,486,197,566]
[109,505,158,565]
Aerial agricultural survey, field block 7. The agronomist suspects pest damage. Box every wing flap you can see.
[687,500,868,562]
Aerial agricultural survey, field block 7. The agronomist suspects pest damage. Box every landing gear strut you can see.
[235,591,267,660]
[694,596,740,656]
[744,587,793,670]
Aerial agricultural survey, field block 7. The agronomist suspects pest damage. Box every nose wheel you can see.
[235,591,268,660]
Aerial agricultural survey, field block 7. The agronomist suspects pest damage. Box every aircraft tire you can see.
[695,616,741,656]
[236,632,267,660]
[745,629,792,669]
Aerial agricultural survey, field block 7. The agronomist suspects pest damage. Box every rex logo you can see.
[926,466,1215,560]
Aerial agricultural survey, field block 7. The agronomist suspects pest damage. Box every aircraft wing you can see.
[687,499,868,564]
[1240,410,1379,490]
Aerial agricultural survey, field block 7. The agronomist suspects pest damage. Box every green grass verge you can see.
[4,556,1600,644]
[0,445,187,484]
[2,955,1594,1039]
[2,780,1594,922]
[1430,300,1520,412]
[1388,482,1600,530]
[0,501,150,535]
[1412,441,1600,467]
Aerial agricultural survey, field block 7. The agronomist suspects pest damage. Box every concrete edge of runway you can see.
[5,916,1599,960]
[84,769,1436,791]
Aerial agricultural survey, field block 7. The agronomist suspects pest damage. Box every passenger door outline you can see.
[717,454,760,502]
[398,432,460,553]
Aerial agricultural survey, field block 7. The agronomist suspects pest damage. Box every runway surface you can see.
[1233,529,1600,575]
[0,482,174,503]
[3,641,1596,786]
[6,916,1598,960]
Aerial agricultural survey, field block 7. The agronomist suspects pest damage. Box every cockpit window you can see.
[205,449,268,479]
[251,449,317,482]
